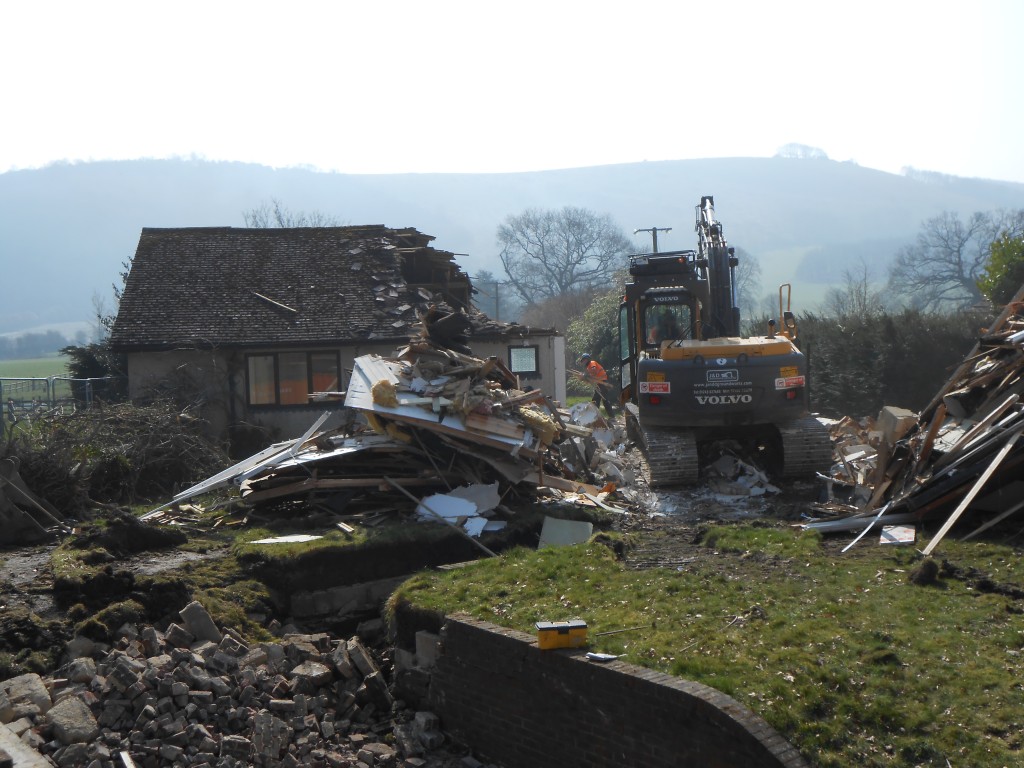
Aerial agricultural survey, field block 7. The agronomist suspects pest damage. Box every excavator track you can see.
[778,415,833,478]
[627,406,700,486]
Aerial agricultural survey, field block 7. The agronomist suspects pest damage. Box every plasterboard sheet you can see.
[880,525,916,545]
[416,494,477,521]
[538,516,594,548]
[447,482,501,514]
[463,517,489,538]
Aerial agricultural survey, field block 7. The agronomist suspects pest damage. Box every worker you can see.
[580,353,617,418]
[649,308,681,344]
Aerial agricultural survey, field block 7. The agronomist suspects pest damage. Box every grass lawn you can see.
[0,356,69,379]
[392,521,1024,768]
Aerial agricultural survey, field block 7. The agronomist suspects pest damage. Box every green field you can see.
[0,356,69,379]
[0,357,72,403]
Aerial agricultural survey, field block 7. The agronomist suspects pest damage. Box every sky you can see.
[3,0,1024,183]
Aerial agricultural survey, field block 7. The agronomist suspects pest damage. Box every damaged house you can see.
[109,226,564,452]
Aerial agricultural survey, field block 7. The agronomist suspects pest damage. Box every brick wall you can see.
[426,615,809,768]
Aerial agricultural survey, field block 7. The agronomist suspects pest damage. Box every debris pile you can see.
[145,342,633,535]
[0,600,465,768]
[805,288,1024,551]
[704,450,781,498]
[0,456,71,543]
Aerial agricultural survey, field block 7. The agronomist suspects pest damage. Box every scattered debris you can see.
[142,340,636,538]
[704,450,780,498]
[804,287,1024,552]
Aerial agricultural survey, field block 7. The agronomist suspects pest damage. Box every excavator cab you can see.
[642,296,695,351]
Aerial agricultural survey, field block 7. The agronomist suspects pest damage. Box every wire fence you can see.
[1,376,126,438]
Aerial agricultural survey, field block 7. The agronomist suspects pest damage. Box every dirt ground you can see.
[0,441,829,627]
[612,444,827,566]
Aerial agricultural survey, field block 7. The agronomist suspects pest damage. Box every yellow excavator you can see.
[619,195,832,485]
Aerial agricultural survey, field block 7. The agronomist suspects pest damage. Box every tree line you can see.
[0,329,86,361]
[68,199,1024,422]
[490,203,1023,416]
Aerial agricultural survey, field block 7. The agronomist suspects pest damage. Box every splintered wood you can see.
[142,340,630,537]
[806,287,1024,552]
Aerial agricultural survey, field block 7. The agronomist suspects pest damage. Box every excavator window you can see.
[645,305,690,345]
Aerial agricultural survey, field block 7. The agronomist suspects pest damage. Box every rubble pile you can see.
[146,342,632,534]
[0,600,462,768]
[805,288,1024,550]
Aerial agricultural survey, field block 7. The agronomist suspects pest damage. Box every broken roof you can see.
[109,225,482,351]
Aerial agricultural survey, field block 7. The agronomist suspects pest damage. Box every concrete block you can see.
[414,632,441,670]
[877,406,918,445]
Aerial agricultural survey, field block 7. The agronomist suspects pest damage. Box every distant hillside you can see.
[2,157,1023,334]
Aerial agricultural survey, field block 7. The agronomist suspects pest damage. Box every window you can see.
[248,355,276,405]
[644,304,692,346]
[508,345,540,379]
[246,351,341,406]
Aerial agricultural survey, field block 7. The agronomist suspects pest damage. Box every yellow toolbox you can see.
[535,620,588,650]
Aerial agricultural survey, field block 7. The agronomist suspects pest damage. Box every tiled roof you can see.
[109,226,476,351]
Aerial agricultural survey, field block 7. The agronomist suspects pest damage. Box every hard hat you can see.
[581,353,591,360]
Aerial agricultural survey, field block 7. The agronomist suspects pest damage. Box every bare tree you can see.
[243,198,341,228]
[732,246,762,321]
[518,288,600,333]
[888,210,1024,311]
[498,207,632,306]
[823,260,888,318]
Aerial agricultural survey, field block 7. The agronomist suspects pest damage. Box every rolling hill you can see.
[2,157,1023,335]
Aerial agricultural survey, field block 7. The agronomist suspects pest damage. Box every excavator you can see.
[618,195,832,486]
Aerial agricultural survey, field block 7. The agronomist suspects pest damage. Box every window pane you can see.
[279,353,309,405]
[248,355,276,405]
[311,353,340,393]
[509,346,538,374]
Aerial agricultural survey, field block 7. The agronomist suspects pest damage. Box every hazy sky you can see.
[4,0,1023,182]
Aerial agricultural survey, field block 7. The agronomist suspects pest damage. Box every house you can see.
[109,225,565,453]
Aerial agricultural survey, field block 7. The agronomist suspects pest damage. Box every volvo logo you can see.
[696,394,753,405]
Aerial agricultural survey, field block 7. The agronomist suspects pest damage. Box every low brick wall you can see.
[427,615,809,768]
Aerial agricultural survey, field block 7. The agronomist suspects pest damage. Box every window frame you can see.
[245,350,342,406]
[508,344,541,380]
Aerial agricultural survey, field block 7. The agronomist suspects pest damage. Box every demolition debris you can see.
[144,341,632,536]
[805,287,1024,552]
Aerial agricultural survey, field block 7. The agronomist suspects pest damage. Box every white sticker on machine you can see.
[775,376,806,389]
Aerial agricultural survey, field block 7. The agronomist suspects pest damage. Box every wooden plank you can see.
[920,283,1024,419]
[932,394,1019,470]
[921,424,1024,556]
[464,411,526,440]
[913,402,947,470]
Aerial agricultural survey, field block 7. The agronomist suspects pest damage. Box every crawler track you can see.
[779,415,834,478]
[626,405,700,487]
